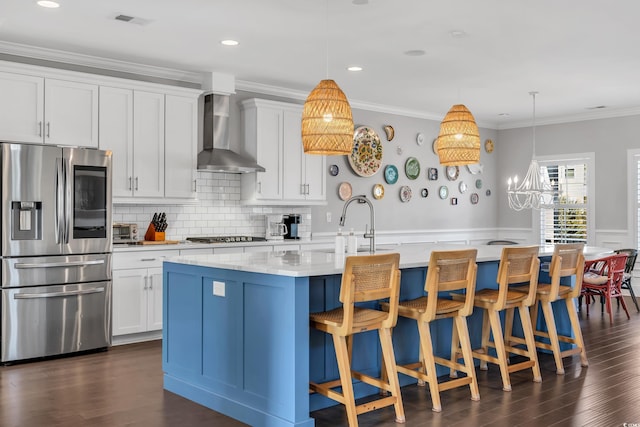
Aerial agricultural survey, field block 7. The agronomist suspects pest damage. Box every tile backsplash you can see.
[112,172,312,240]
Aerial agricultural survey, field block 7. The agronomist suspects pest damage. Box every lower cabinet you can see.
[112,250,178,339]
[112,267,163,336]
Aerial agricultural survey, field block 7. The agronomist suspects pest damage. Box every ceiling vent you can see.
[114,14,152,26]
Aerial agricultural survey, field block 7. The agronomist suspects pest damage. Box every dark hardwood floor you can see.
[1,298,640,427]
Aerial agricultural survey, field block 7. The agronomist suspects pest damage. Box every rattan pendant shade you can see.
[301,79,354,155]
[436,104,480,166]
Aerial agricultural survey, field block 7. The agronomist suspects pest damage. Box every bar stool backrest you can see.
[338,253,401,334]
[496,246,540,309]
[549,243,585,299]
[423,249,478,320]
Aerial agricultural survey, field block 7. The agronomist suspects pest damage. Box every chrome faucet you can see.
[339,195,376,253]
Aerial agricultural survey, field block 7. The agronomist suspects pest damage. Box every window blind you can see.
[538,161,589,245]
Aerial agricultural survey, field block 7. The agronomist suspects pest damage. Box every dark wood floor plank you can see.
[1,296,639,426]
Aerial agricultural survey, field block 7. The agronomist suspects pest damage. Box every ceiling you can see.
[2,0,640,129]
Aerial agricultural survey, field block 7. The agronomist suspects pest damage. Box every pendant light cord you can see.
[325,0,329,79]
[530,91,538,157]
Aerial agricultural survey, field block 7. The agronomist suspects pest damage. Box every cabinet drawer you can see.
[113,250,179,269]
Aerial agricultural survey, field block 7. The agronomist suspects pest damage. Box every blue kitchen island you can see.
[162,244,607,427]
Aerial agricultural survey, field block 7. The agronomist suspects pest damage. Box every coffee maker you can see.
[265,215,287,240]
[283,214,301,240]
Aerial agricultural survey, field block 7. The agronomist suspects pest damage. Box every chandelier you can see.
[301,0,354,155]
[507,92,554,211]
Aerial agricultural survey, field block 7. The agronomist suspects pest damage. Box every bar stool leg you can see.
[540,300,564,375]
[416,319,441,412]
[379,327,406,423]
[565,298,589,367]
[332,334,358,426]
[488,309,512,391]
[479,310,491,371]
[449,320,460,379]
[518,305,542,383]
[454,316,480,401]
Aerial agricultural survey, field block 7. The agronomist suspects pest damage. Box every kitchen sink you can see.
[317,244,400,254]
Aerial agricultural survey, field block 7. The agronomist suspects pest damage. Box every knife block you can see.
[144,223,165,242]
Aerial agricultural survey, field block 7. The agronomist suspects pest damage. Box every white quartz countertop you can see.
[164,243,613,278]
[113,239,327,252]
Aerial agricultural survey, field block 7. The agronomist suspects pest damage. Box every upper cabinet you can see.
[164,95,197,199]
[0,72,98,147]
[240,98,326,205]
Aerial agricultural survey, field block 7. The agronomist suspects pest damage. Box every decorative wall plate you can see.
[466,163,484,174]
[445,165,459,181]
[471,193,479,204]
[384,165,399,184]
[400,185,412,202]
[475,179,482,189]
[459,181,467,193]
[432,138,439,154]
[485,139,494,153]
[486,189,492,196]
[384,125,395,141]
[329,164,339,176]
[372,183,385,200]
[427,167,438,180]
[421,188,428,198]
[416,132,425,146]
[338,182,352,201]
[439,185,449,199]
[405,157,420,180]
[348,126,383,177]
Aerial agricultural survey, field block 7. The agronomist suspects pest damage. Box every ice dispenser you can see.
[11,201,42,240]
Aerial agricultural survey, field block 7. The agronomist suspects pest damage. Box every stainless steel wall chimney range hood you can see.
[198,72,265,173]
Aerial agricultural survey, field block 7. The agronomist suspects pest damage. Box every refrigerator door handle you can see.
[55,158,65,244]
[13,287,105,299]
[63,156,72,244]
[15,259,105,269]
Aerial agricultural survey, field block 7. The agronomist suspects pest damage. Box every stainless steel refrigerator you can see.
[0,143,112,362]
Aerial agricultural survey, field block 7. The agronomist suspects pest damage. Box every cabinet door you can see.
[303,153,326,201]
[112,269,147,336]
[0,72,44,143]
[99,86,134,198]
[133,91,165,198]
[282,109,305,200]
[146,267,164,331]
[165,95,197,198]
[255,107,283,200]
[44,79,98,148]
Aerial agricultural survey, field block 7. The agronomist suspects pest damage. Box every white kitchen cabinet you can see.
[44,78,99,148]
[0,72,98,147]
[112,250,178,338]
[240,98,327,205]
[164,94,197,199]
[0,71,44,143]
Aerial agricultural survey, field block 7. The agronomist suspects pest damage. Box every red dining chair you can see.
[581,253,629,324]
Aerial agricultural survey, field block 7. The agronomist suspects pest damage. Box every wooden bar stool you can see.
[382,249,479,412]
[309,253,405,427]
[454,246,541,391]
[527,243,587,375]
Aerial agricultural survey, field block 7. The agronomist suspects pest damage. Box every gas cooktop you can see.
[186,236,267,244]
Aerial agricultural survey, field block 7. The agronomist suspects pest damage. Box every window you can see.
[536,154,594,245]
[628,149,640,250]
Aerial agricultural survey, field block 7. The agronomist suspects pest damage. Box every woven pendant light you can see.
[436,104,480,166]
[302,79,354,155]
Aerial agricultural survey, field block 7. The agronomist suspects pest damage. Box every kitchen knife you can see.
[152,212,158,226]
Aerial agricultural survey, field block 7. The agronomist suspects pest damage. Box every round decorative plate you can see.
[421,188,428,198]
[471,193,479,204]
[383,125,395,141]
[427,167,438,180]
[445,165,459,181]
[372,184,385,200]
[338,182,352,201]
[416,132,425,146]
[405,157,420,180]
[459,181,467,193]
[329,164,339,176]
[348,126,383,177]
[485,139,494,153]
[466,163,484,174]
[486,189,492,196]
[400,185,412,202]
[439,185,449,199]
[384,165,399,184]
[475,179,482,189]
[432,138,439,154]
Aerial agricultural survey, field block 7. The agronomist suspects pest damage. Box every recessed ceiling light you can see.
[37,0,60,8]
[404,50,426,57]
[220,39,239,46]
[347,66,363,72]
[450,30,468,38]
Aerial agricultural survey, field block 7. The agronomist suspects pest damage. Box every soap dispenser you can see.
[335,228,345,254]
[347,229,357,254]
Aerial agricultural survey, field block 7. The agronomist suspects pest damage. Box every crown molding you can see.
[497,106,640,130]
[0,41,202,85]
